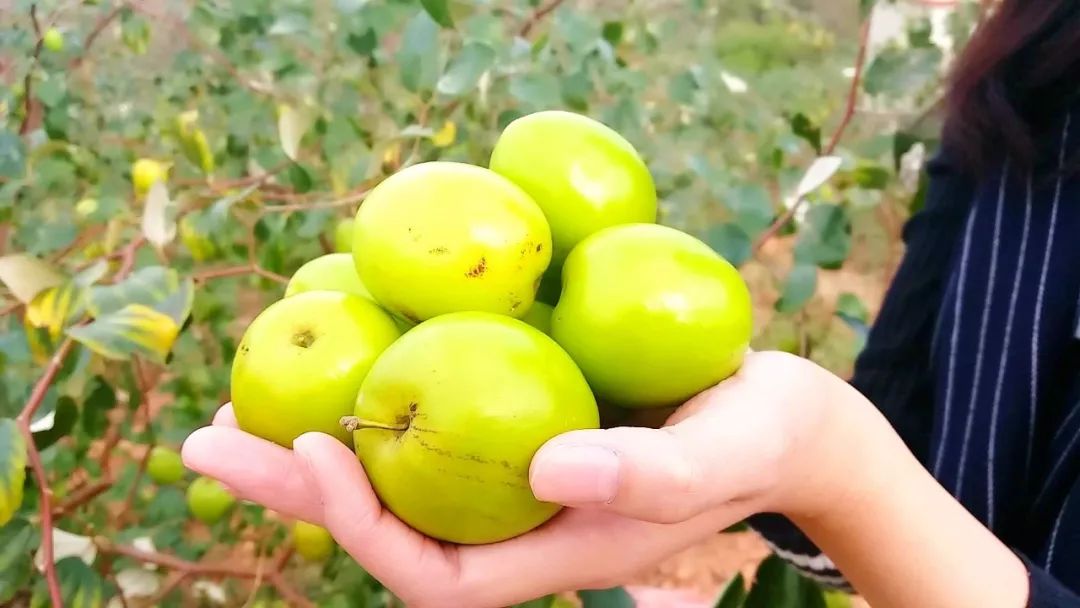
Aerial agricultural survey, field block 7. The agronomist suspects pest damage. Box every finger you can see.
[181,426,323,523]
[457,505,744,607]
[212,403,238,427]
[292,433,459,598]
[529,389,779,524]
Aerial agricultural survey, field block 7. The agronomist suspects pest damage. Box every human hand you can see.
[181,351,854,607]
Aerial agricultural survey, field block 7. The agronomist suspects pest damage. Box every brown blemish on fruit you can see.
[291,329,316,349]
[535,243,543,253]
[398,308,420,324]
[510,299,522,311]
[428,247,448,255]
[465,257,487,278]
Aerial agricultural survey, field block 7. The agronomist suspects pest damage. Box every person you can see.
[181,2,1080,606]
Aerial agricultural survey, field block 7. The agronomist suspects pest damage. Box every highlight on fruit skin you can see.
[230,290,401,448]
[351,161,553,323]
[489,110,658,265]
[347,311,599,545]
[551,223,753,410]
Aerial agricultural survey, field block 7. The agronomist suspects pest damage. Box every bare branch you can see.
[752,16,874,254]
[519,0,567,37]
[18,337,77,608]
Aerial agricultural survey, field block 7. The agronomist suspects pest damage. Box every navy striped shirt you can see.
[749,109,1080,606]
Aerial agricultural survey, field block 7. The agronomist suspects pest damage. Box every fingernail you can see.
[530,445,620,504]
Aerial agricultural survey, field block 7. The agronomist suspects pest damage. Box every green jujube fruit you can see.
[552,223,753,409]
[346,312,599,545]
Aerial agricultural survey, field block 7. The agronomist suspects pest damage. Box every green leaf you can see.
[850,164,890,190]
[68,303,183,364]
[513,595,555,608]
[578,587,634,608]
[421,0,454,28]
[705,223,751,267]
[398,12,442,94]
[714,573,747,608]
[70,267,194,363]
[437,42,495,97]
[794,204,851,269]
[863,47,943,97]
[835,292,868,324]
[790,113,821,154]
[86,267,193,323]
[32,396,77,451]
[835,293,869,351]
[0,254,65,304]
[510,73,562,109]
[81,377,115,437]
[0,418,26,527]
[32,556,107,608]
[0,518,39,602]
[728,183,775,237]
[0,129,26,179]
[775,264,817,313]
[745,554,826,608]
[347,28,377,55]
[859,0,877,19]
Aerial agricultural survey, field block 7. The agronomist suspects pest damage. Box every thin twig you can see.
[752,17,873,253]
[518,0,567,37]
[51,480,112,518]
[18,337,77,608]
[97,541,314,606]
[260,189,370,214]
[19,5,44,135]
[71,3,126,68]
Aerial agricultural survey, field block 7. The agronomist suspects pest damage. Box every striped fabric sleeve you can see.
[745,144,976,588]
[1018,552,1080,607]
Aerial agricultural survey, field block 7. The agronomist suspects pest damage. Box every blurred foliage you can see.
[0,0,978,605]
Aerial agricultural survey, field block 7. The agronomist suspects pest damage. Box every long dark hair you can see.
[944,0,1080,175]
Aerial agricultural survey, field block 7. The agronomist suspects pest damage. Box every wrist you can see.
[764,359,885,522]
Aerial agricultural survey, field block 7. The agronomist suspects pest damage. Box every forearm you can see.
[789,387,1030,608]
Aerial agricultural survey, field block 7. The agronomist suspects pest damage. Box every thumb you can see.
[528,425,719,524]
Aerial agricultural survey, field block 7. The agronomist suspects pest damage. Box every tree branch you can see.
[752,16,873,254]
[19,5,44,136]
[519,0,567,37]
[97,541,314,607]
[70,3,126,69]
[51,480,112,518]
[18,337,77,608]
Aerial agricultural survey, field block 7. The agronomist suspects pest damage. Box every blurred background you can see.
[0,0,979,606]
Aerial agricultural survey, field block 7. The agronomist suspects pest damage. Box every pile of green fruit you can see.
[230,110,753,546]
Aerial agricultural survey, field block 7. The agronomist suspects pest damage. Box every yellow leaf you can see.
[0,254,64,303]
[0,418,26,527]
[68,304,181,363]
[430,120,457,147]
[26,283,82,340]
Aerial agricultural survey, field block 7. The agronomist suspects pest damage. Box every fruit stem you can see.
[340,416,409,433]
